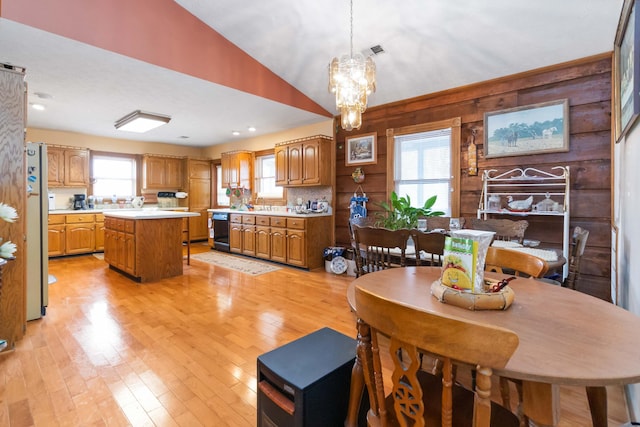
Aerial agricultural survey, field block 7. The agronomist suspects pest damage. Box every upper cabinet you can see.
[47,146,89,187]
[142,155,184,190]
[275,135,332,187]
[221,151,252,189]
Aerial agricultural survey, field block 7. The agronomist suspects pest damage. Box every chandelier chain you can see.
[349,0,354,58]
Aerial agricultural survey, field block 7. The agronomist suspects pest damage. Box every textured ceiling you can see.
[0,0,624,147]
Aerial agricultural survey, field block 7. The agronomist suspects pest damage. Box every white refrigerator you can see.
[25,142,49,320]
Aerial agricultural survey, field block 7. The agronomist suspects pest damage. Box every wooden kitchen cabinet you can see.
[49,213,105,256]
[65,213,96,255]
[229,214,243,253]
[95,213,105,251]
[219,213,329,269]
[221,151,252,189]
[47,146,89,187]
[104,218,136,276]
[186,159,212,241]
[47,146,65,187]
[48,214,66,257]
[274,136,331,187]
[142,155,184,190]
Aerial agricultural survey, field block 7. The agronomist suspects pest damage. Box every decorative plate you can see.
[330,256,348,274]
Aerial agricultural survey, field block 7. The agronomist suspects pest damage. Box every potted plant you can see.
[375,192,445,230]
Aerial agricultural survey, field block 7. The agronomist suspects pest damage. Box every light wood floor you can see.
[0,244,630,426]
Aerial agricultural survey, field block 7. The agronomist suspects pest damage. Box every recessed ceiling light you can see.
[248,126,256,132]
[232,131,240,136]
[31,103,45,111]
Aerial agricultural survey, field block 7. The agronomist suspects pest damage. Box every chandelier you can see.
[328,0,376,131]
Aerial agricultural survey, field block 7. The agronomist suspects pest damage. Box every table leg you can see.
[585,386,607,427]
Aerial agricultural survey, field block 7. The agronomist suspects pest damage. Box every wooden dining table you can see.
[345,267,640,427]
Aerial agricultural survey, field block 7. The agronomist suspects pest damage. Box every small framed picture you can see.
[345,133,377,166]
[615,0,640,141]
[484,99,569,158]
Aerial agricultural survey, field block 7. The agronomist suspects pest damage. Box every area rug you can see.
[191,251,281,276]
[93,253,104,260]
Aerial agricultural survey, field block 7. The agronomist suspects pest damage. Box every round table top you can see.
[347,267,640,387]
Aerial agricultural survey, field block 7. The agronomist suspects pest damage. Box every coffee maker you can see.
[73,194,86,210]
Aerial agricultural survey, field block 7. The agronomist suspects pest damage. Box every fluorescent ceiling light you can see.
[114,110,171,133]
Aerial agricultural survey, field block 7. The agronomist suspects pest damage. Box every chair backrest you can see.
[410,230,446,266]
[353,225,410,275]
[355,285,519,427]
[470,218,529,243]
[485,246,549,278]
[423,216,465,231]
[564,226,590,290]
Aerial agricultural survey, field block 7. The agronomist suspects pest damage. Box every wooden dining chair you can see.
[352,225,410,276]
[470,218,529,243]
[422,216,465,231]
[484,246,548,424]
[410,230,446,266]
[564,226,589,290]
[485,246,549,278]
[348,217,378,277]
[355,285,520,427]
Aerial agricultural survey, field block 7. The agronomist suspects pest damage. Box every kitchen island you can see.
[103,210,199,282]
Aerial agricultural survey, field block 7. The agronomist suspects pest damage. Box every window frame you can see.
[253,148,286,205]
[89,151,141,198]
[386,117,461,216]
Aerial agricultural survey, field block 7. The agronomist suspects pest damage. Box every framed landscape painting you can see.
[615,0,640,141]
[345,133,377,166]
[484,99,569,158]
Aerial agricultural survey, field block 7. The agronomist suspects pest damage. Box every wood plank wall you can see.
[0,66,27,349]
[334,54,612,301]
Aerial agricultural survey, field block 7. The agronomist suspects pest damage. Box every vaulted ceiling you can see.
[0,0,624,147]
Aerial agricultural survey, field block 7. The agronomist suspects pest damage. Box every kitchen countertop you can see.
[50,207,189,214]
[103,210,199,219]
[207,208,332,218]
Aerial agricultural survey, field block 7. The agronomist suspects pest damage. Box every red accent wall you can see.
[0,0,331,117]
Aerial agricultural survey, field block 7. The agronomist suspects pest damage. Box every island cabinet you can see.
[104,212,197,282]
[225,212,330,269]
[221,151,252,189]
[47,146,90,187]
[274,135,332,187]
[142,155,184,190]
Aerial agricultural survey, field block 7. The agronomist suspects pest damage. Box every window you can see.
[387,118,461,216]
[91,153,137,198]
[254,154,283,199]
[216,164,229,206]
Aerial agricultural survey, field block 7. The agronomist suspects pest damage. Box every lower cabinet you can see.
[224,213,329,269]
[49,213,102,257]
[104,218,135,275]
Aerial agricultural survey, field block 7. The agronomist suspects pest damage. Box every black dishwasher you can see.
[211,212,230,252]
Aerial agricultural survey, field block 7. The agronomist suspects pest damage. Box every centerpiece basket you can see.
[431,229,515,310]
[430,280,514,311]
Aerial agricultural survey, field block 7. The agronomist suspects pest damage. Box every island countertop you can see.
[103,210,200,219]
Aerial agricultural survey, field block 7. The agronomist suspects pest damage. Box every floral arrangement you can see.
[0,203,18,259]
